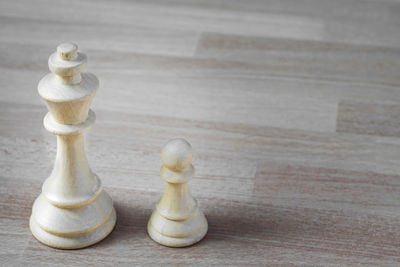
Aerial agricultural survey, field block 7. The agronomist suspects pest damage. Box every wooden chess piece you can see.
[29,43,116,249]
[147,138,208,247]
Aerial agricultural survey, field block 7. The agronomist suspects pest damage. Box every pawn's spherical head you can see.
[57,43,78,60]
[162,138,193,171]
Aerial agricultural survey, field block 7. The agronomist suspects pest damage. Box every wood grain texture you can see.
[337,100,400,137]
[1,0,400,265]
[29,43,117,249]
[148,138,208,247]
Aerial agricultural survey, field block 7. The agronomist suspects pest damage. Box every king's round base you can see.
[147,209,208,248]
[29,192,116,249]
[30,209,116,249]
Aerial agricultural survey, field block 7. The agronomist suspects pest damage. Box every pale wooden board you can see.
[1,0,400,265]
[337,100,400,137]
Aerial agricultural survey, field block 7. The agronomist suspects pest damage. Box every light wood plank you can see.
[1,0,400,265]
[337,100,400,137]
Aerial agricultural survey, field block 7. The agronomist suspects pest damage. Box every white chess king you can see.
[29,43,116,249]
[147,138,208,247]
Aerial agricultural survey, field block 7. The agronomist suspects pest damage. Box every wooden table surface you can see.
[1,0,400,265]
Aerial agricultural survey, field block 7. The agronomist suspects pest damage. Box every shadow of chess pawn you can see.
[147,138,208,247]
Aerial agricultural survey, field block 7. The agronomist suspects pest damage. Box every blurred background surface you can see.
[1,0,400,265]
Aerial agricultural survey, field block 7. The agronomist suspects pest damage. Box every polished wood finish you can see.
[148,138,208,247]
[30,43,116,249]
[1,0,400,265]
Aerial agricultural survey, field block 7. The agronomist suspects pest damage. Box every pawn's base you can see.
[30,208,116,249]
[147,209,208,247]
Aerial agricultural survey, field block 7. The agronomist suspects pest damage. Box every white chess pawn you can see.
[147,138,208,247]
[29,43,116,249]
